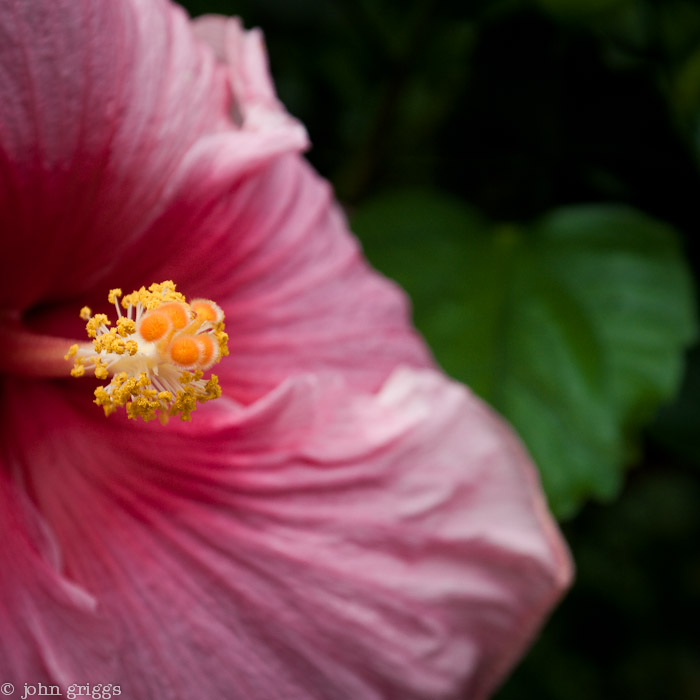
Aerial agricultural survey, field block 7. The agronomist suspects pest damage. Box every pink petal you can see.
[192,15,308,138]
[0,471,116,682]
[141,152,435,402]
[0,0,305,311]
[25,150,433,400]
[1,370,571,698]
[1,0,426,394]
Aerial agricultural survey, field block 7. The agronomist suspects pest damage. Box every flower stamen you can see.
[66,281,228,423]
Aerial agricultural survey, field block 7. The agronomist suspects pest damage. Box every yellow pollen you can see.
[67,281,227,423]
[117,317,136,337]
[94,358,109,380]
[70,360,86,377]
[86,314,109,339]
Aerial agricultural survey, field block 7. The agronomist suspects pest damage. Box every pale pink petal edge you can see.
[1,367,572,698]
[192,14,309,142]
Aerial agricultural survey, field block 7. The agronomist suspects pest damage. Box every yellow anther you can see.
[169,385,203,421]
[218,331,229,357]
[121,280,186,312]
[108,288,123,305]
[86,314,109,339]
[94,386,118,416]
[79,307,92,321]
[117,318,135,337]
[93,334,110,353]
[70,358,86,377]
[64,344,79,360]
[94,358,109,380]
[205,375,222,399]
[179,370,202,384]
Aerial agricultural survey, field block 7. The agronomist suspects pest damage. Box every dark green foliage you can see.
[352,196,695,517]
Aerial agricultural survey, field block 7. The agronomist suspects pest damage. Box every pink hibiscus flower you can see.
[0,1,572,698]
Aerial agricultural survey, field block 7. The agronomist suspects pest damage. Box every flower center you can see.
[65,281,228,423]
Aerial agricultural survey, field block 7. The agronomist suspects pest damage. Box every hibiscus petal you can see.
[0,470,116,682]
[192,15,308,137]
[0,0,305,310]
[94,11,431,400]
[2,0,426,394]
[1,369,571,699]
[140,152,434,402]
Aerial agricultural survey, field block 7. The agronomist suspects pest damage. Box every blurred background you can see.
[182,0,700,697]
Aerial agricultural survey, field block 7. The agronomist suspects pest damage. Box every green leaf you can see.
[352,191,697,517]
